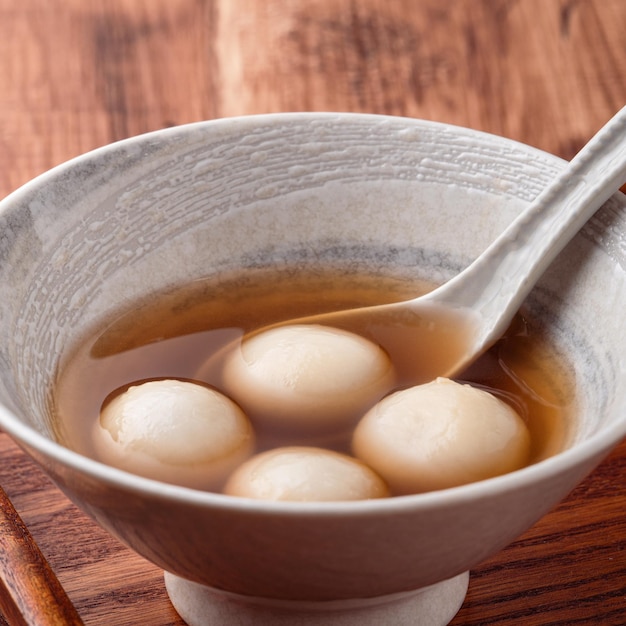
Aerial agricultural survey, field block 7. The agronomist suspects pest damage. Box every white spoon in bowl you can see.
[250,107,626,385]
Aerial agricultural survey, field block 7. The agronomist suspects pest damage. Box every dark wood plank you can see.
[0,485,84,625]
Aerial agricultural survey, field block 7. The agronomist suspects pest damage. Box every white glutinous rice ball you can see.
[220,324,395,436]
[93,379,254,490]
[353,377,531,494]
[224,446,390,501]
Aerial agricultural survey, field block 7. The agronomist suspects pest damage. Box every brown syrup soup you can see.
[53,268,573,484]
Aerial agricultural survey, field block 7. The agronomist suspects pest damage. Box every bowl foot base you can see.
[164,570,469,626]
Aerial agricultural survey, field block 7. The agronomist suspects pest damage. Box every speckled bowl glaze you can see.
[0,114,624,626]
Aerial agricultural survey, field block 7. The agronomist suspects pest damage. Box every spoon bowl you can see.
[247,107,626,384]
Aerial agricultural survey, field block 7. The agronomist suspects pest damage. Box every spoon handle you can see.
[427,105,626,348]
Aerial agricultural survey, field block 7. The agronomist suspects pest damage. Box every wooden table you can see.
[0,1,624,624]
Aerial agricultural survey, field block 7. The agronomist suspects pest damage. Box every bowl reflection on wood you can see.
[0,113,624,625]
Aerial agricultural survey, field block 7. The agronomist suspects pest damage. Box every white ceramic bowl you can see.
[0,113,624,625]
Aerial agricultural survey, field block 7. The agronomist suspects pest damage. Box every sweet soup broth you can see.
[53,268,573,491]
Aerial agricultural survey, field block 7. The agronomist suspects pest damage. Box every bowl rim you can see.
[0,111,625,515]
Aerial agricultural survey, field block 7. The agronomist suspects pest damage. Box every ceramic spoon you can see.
[253,106,626,385]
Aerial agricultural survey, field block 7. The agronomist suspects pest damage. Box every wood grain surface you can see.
[0,484,83,626]
[0,1,625,624]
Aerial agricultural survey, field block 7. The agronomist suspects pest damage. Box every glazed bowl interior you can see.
[0,113,624,600]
